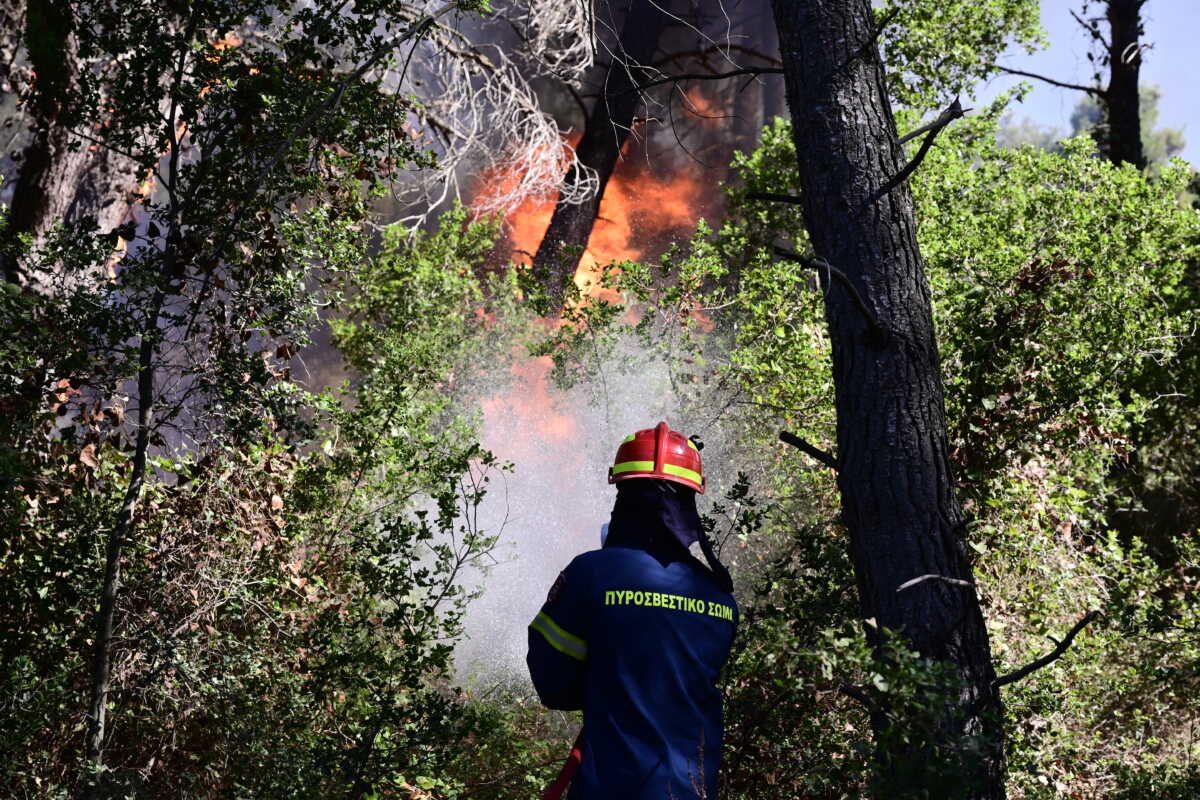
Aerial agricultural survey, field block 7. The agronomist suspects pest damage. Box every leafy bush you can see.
[529,114,1200,798]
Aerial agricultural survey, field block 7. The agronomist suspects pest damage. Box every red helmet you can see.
[608,421,705,494]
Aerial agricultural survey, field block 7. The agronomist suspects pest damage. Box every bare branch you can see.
[500,0,595,86]
[614,66,783,97]
[991,64,1102,96]
[897,573,974,592]
[773,246,886,339]
[992,610,1102,690]
[897,98,967,145]
[1069,9,1111,50]
[779,430,837,470]
[871,97,966,201]
[377,1,604,226]
[652,45,782,69]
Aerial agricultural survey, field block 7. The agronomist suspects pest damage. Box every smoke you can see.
[455,340,736,684]
[441,3,787,681]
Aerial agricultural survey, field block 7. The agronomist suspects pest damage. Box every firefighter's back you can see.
[570,544,737,800]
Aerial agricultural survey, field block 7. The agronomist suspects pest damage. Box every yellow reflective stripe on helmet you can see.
[612,460,654,475]
[686,438,698,451]
[622,433,636,443]
[530,611,587,661]
[662,463,702,485]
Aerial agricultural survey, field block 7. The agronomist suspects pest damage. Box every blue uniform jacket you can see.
[527,542,738,799]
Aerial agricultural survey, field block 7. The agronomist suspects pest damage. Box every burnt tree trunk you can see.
[769,1,1003,797]
[2,0,140,284]
[1100,0,1145,169]
[531,1,668,312]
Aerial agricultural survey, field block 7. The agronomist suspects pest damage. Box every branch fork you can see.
[869,97,967,204]
[772,246,888,343]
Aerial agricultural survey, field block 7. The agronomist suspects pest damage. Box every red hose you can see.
[540,729,584,800]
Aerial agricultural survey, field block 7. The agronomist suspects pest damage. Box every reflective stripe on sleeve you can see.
[530,611,587,661]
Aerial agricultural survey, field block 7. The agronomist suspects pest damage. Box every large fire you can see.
[459,96,731,679]
[478,135,709,303]
[474,114,722,463]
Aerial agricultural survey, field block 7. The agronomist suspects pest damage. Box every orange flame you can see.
[484,137,706,306]
[479,355,577,462]
[680,87,726,122]
[473,119,722,467]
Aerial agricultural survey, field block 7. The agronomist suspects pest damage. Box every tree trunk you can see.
[769,1,1003,797]
[531,1,668,312]
[84,296,160,788]
[2,0,140,285]
[1101,0,1145,169]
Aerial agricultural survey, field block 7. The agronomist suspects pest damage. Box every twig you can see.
[871,97,966,202]
[834,6,902,74]
[896,573,974,592]
[896,100,965,145]
[779,430,837,471]
[991,65,1102,96]
[773,246,886,339]
[651,45,782,70]
[992,610,1101,690]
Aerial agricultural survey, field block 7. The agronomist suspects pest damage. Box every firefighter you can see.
[527,421,737,800]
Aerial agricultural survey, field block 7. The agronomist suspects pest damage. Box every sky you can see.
[977,0,1199,165]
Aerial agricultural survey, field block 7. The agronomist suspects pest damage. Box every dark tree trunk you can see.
[769,1,1003,797]
[531,1,668,312]
[3,0,82,283]
[84,292,160,783]
[2,0,139,284]
[1100,0,1145,169]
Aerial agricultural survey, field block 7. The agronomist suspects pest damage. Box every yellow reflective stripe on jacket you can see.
[662,463,702,485]
[531,611,587,661]
[612,460,654,475]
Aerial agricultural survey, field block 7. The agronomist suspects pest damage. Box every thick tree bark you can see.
[531,1,668,312]
[2,0,140,284]
[1100,0,1145,169]
[769,1,1003,797]
[0,1,24,88]
[3,0,82,283]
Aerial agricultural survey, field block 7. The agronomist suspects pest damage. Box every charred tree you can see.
[531,0,669,312]
[1100,0,1145,169]
[995,0,1147,170]
[769,0,1003,797]
[3,0,82,283]
[2,0,139,284]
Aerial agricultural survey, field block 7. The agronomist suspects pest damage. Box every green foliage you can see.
[529,112,1200,797]
[918,133,1197,517]
[877,0,1044,110]
[0,0,524,792]
[0,200,522,797]
[3,1,1198,796]
[1001,85,1188,172]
